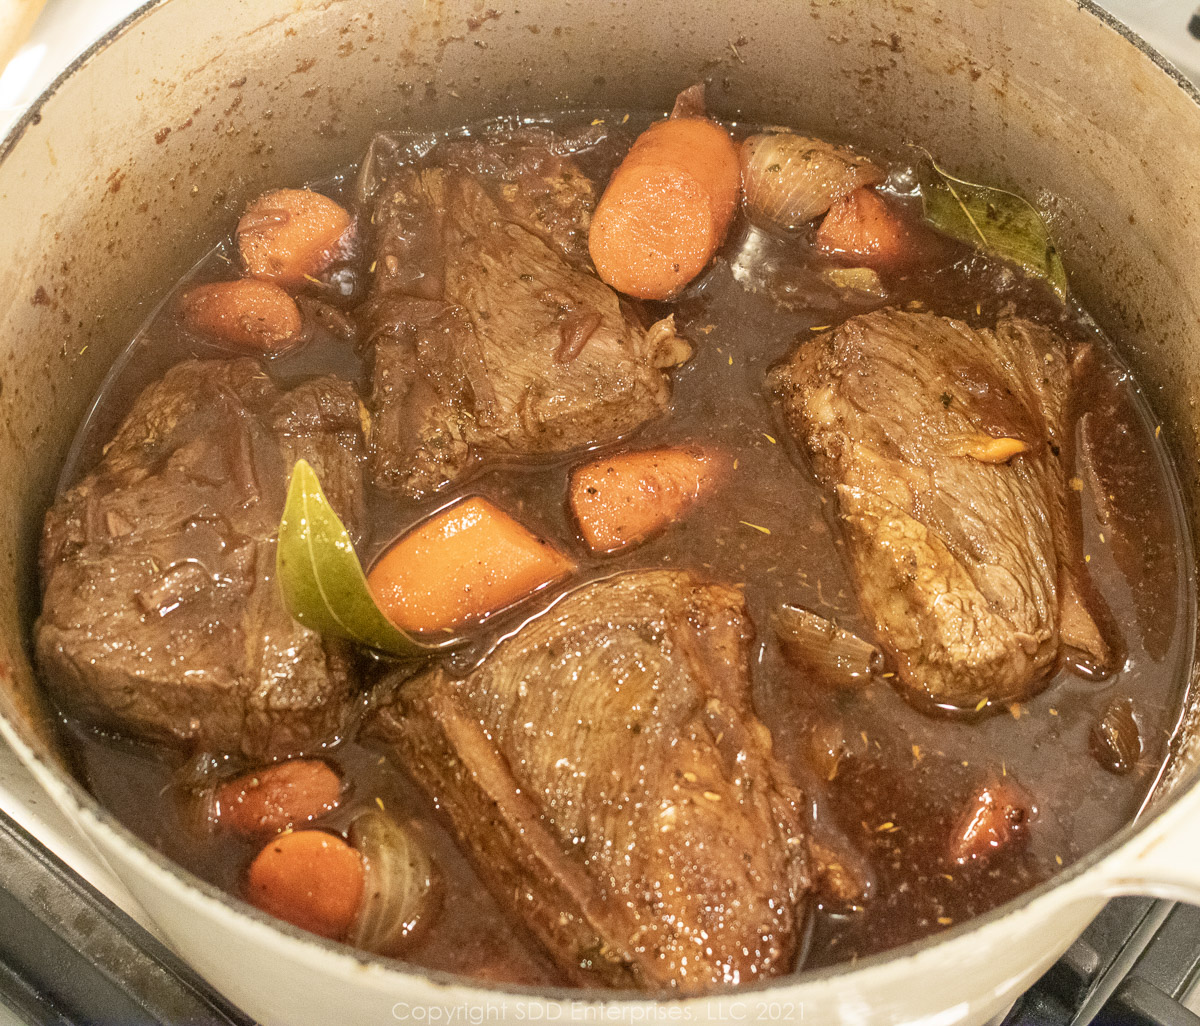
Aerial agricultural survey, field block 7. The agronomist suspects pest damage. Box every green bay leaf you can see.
[917,156,1068,300]
[276,459,447,659]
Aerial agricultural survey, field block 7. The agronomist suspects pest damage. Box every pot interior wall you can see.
[0,0,1197,782]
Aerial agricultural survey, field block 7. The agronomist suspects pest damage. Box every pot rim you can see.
[2,0,1199,1005]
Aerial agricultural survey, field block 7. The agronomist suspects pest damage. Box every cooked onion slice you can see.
[822,266,886,297]
[1090,697,1141,775]
[772,604,882,687]
[740,133,885,233]
[347,811,441,956]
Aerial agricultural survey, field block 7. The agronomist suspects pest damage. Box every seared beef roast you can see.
[370,570,809,991]
[769,309,1108,708]
[36,359,364,759]
[360,130,691,497]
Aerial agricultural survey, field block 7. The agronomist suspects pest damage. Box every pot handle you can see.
[1093,783,1200,904]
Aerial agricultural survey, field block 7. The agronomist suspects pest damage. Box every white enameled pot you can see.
[1,1,1199,1024]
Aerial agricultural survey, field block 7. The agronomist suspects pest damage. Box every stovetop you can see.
[1,2,1199,1025]
[1004,900,1200,1026]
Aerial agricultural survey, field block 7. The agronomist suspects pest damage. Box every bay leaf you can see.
[276,459,448,658]
[917,156,1068,300]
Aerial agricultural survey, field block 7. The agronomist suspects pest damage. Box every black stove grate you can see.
[1002,898,1200,1026]
[0,809,254,1026]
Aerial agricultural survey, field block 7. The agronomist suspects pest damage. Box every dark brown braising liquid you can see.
[52,110,1194,987]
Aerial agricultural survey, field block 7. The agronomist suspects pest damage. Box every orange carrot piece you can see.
[367,497,576,634]
[237,188,354,287]
[244,830,364,940]
[215,760,342,837]
[816,187,912,266]
[589,116,739,300]
[180,279,302,352]
[569,446,726,553]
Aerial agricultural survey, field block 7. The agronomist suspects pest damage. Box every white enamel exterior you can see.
[2,1,1200,1024]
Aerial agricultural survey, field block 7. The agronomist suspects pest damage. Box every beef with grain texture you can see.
[35,359,365,760]
[359,128,691,497]
[769,308,1111,709]
[369,570,810,991]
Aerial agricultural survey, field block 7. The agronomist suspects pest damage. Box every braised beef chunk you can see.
[769,309,1109,709]
[360,131,690,496]
[356,125,605,267]
[36,359,364,759]
[370,570,809,991]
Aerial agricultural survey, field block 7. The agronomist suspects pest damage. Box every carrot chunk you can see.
[367,497,576,634]
[237,188,354,287]
[569,446,726,553]
[215,760,342,837]
[180,279,302,352]
[244,830,364,940]
[816,187,912,266]
[589,115,739,300]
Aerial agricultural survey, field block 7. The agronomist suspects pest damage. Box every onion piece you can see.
[822,266,886,297]
[671,82,708,119]
[346,811,441,956]
[740,133,885,233]
[1090,697,1141,775]
[772,604,882,687]
[809,837,873,903]
[174,752,226,835]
